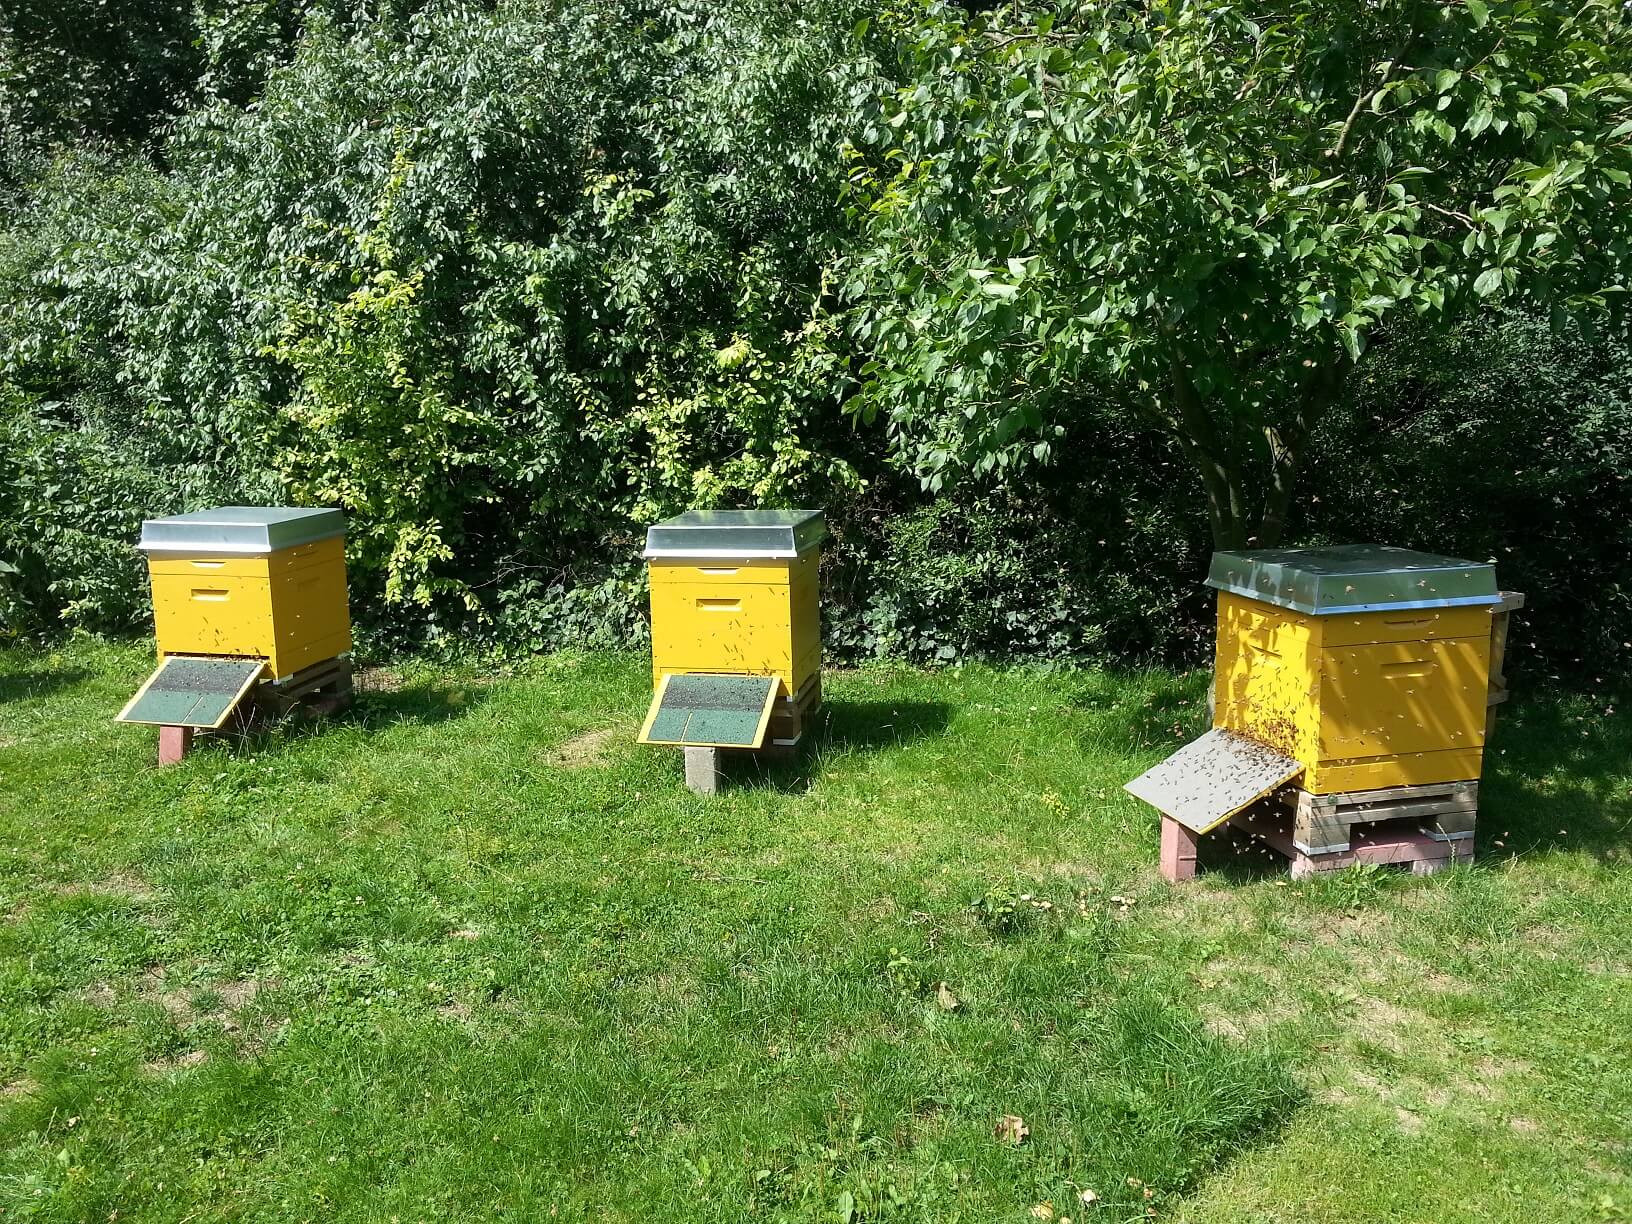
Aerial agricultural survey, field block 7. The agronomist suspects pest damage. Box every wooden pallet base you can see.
[1290,779,1478,854]
[764,673,823,752]
[1230,806,1474,879]
[253,656,354,719]
[1159,774,1483,883]
[156,656,353,765]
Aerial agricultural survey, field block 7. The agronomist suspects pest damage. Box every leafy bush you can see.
[1305,312,1632,679]
[1,0,873,648]
[2,0,1629,681]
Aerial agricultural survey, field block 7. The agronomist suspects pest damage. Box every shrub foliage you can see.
[1,0,1628,678]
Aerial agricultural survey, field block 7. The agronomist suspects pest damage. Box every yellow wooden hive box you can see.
[1208,545,1502,794]
[138,506,351,680]
[644,510,826,699]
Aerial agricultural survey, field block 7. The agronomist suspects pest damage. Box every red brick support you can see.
[1159,816,1201,882]
[157,725,194,767]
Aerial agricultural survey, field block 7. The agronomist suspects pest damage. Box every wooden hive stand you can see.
[251,656,355,721]
[157,657,354,766]
[1228,780,1478,880]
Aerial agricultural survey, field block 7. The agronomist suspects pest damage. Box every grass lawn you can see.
[0,640,1629,1223]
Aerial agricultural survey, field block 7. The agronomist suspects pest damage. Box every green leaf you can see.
[1473,266,1503,297]
[1465,0,1489,28]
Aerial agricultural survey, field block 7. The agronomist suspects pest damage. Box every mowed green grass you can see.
[0,641,1628,1223]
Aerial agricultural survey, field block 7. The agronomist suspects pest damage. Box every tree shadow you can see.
[205,679,494,757]
[343,682,495,731]
[0,666,93,705]
[1057,668,1212,756]
[723,698,954,793]
[810,698,954,753]
[1478,691,1632,862]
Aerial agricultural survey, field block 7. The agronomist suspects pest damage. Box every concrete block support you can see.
[684,746,724,796]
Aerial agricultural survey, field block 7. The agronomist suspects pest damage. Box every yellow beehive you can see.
[138,507,351,680]
[644,510,826,699]
[1208,546,1499,794]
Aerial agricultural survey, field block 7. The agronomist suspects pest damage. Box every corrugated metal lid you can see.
[643,510,827,560]
[1206,544,1500,615]
[138,506,346,555]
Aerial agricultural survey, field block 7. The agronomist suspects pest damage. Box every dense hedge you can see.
[2,1,1628,679]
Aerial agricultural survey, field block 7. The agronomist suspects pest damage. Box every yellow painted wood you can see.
[648,553,821,695]
[1212,590,1491,794]
[1313,748,1486,794]
[1317,639,1488,760]
[648,558,798,587]
[147,536,351,679]
[1318,604,1492,647]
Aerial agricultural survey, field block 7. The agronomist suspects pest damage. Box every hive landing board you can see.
[116,656,266,729]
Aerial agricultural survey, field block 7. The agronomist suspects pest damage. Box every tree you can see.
[843,0,1632,549]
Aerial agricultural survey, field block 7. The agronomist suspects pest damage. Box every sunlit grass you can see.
[0,640,1627,1222]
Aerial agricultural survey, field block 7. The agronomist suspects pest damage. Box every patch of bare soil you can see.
[139,967,195,1021]
[546,725,625,767]
[59,871,156,903]
[354,667,407,693]
[143,1050,208,1076]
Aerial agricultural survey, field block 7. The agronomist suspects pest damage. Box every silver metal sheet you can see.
[1125,728,1304,835]
[643,509,827,560]
[138,506,346,556]
[1206,544,1499,615]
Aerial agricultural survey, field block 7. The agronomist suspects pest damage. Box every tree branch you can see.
[1252,358,1349,547]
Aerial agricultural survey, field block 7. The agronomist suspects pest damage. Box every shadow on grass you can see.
[725,698,954,793]
[1479,690,1632,862]
[0,666,93,705]
[347,683,495,730]
[814,698,954,753]
[205,681,495,758]
[1193,815,1299,885]
[1059,668,1212,756]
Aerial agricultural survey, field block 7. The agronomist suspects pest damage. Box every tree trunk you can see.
[1253,359,1348,548]
[1166,354,1348,553]
[1166,350,1249,550]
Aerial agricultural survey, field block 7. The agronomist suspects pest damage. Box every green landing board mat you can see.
[116,655,266,729]
[638,673,779,748]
